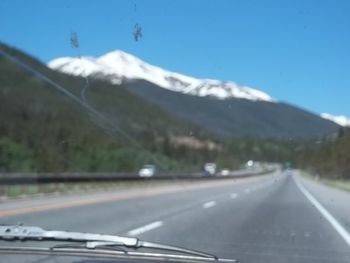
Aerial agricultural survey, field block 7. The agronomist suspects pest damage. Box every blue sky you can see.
[1,0,349,116]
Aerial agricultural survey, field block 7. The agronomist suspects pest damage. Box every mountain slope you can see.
[49,50,339,139]
[1,43,348,177]
[48,50,274,102]
[0,43,217,172]
[122,80,340,138]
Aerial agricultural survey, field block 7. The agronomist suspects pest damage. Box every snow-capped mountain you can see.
[48,50,274,102]
[321,113,350,127]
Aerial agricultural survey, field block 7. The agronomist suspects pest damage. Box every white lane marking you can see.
[203,201,216,209]
[127,221,163,236]
[295,177,350,247]
[230,193,238,199]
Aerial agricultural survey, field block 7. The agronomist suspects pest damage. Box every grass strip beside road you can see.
[300,171,350,192]
[321,179,350,192]
[0,169,274,199]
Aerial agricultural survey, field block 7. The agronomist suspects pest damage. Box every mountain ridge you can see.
[0,42,222,172]
[122,79,340,139]
[47,49,341,139]
[321,113,350,127]
[48,50,274,102]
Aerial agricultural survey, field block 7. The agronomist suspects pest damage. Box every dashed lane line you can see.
[230,193,238,199]
[203,201,216,209]
[127,221,163,236]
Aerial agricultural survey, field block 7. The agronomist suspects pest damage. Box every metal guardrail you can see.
[0,169,275,185]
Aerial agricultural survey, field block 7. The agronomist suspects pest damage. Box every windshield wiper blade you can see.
[0,225,237,262]
[0,224,137,246]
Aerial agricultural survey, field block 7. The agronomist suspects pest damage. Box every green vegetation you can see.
[0,43,222,172]
[321,179,350,192]
[301,170,350,192]
[0,43,349,181]
[295,128,350,180]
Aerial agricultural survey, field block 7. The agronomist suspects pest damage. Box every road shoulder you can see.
[298,173,350,235]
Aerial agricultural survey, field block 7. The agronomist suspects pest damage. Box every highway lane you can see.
[0,173,277,233]
[299,175,350,234]
[1,170,350,263]
[136,172,350,262]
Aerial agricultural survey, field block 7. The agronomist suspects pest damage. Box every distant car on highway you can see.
[203,163,217,176]
[219,169,230,176]
[138,164,156,178]
[246,160,254,169]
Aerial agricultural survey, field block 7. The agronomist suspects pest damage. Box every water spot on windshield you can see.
[70,32,79,49]
[133,23,143,42]
[69,31,90,102]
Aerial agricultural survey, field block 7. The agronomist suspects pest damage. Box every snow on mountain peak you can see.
[48,50,275,102]
[321,113,350,127]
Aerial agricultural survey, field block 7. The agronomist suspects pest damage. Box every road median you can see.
[0,172,275,218]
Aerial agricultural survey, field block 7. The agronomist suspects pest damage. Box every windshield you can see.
[1,1,350,263]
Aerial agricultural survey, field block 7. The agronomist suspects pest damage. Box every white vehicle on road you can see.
[219,169,230,176]
[203,163,217,176]
[138,165,156,178]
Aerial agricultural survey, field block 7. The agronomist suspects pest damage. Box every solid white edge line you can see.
[203,201,216,209]
[127,221,163,236]
[294,176,350,247]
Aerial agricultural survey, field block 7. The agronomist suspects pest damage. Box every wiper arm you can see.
[0,225,237,262]
[84,240,217,259]
[0,224,137,246]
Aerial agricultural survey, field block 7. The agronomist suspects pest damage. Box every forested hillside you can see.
[0,43,220,172]
[0,42,349,180]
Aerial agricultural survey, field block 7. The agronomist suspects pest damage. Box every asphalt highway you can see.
[0,170,349,263]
